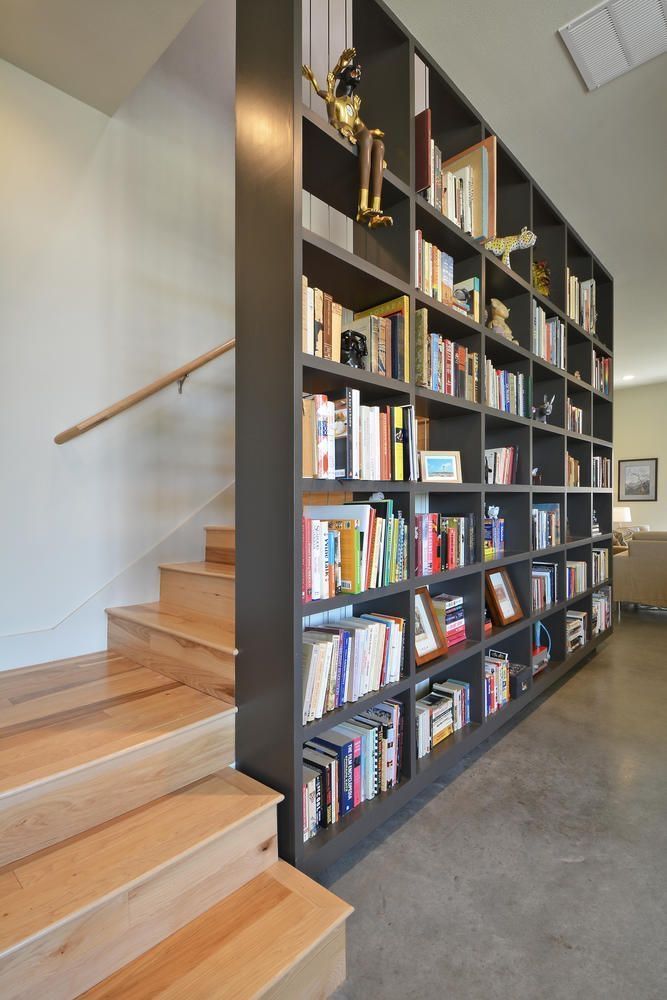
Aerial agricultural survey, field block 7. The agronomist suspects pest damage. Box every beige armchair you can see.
[613,532,667,613]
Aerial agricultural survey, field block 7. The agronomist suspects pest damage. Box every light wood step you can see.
[81,860,352,1000]
[0,652,235,867]
[0,768,282,1000]
[107,602,236,703]
[205,525,235,566]
[159,561,235,623]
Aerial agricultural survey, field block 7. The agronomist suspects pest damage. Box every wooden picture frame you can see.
[414,586,449,666]
[618,458,658,502]
[420,450,462,484]
[485,568,524,627]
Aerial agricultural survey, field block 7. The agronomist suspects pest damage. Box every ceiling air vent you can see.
[559,0,667,90]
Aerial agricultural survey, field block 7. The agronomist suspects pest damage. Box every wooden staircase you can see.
[0,526,351,999]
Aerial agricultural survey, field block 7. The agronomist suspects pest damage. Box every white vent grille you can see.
[559,0,667,89]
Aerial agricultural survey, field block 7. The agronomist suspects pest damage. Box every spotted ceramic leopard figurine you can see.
[484,226,537,268]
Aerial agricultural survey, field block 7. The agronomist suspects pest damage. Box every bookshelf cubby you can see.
[236,0,614,875]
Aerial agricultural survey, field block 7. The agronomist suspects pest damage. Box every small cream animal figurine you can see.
[484,226,537,269]
[486,298,513,341]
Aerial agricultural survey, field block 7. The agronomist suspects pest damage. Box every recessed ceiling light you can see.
[621,374,636,380]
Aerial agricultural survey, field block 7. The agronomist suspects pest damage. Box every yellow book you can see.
[392,406,404,482]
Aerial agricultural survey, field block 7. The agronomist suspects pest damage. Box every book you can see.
[415,230,454,306]
[354,295,410,382]
[414,108,432,193]
[484,446,518,484]
[566,560,588,598]
[484,360,531,416]
[532,561,558,611]
[532,503,561,549]
[417,129,497,240]
[414,307,480,401]
[532,305,565,369]
[484,516,504,561]
[593,350,611,395]
[567,398,584,433]
[484,652,511,716]
[431,593,467,647]
[415,513,477,574]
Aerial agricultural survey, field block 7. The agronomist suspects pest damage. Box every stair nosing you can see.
[105,604,238,655]
[158,562,235,578]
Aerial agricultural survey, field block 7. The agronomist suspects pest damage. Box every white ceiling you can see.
[386,0,667,386]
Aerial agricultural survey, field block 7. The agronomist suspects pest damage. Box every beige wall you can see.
[614,382,667,530]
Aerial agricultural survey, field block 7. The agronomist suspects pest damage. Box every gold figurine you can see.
[302,47,393,228]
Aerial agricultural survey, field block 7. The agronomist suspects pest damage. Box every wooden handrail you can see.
[54,339,235,444]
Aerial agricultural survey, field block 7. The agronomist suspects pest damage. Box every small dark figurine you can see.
[532,467,542,485]
[341,329,368,368]
[531,394,555,423]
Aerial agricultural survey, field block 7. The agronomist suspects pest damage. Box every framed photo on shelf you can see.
[485,568,524,627]
[618,458,658,502]
[420,450,462,484]
[414,586,448,666]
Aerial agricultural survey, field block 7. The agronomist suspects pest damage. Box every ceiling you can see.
[386,0,667,386]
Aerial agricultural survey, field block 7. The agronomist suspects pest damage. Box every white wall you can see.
[0,0,235,669]
[614,382,667,531]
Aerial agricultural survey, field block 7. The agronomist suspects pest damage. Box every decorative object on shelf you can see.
[532,467,542,485]
[484,226,537,269]
[486,297,516,342]
[302,47,393,228]
[592,509,601,535]
[532,259,551,296]
[420,450,462,484]
[340,329,368,368]
[487,504,500,519]
[414,587,448,666]
[618,458,658,502]
[573,370,582,380]
[485,567,524,626]
[531,393,555,423]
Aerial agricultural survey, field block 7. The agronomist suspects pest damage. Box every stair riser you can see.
[159,569,234,624]
[205,527,235,566]
[107,617,235,704]
[262,923,347,1000]
[0,807,278,1000]
[0,715,235,868]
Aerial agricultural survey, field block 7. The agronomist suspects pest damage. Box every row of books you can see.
[302,389,418,481]
[566,269,596,334]
[593,351,611,396]
[592,586,612,635]
[484,516,505,562]
[532,502,561,549]
[593,455,612,488]
[484,362,531,416]
[415,513,478,575]
[485,651,511,716]
[566,560,587,598]
[533,306,565,370]
[302,700,403,841]
[592,546,609,585]
[532,561,558,611]
[415,309,480,399]
[567,398,584,434]
[566,609,587,652]
[484,446,519,484]
[415,114,496,240]
[302,500,408,601]
[567,453,581,487]
[415,230,455,305]
[302,615,405,724]
[416,678,471,759]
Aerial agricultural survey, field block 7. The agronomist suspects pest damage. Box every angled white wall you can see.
[0,0,236,669]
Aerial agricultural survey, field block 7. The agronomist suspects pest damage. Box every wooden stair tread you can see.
[81,860,352,999]
[203,525,235,532]
[159,561,235,578]
[0,769,282,956]
[0,654,234,795]
[106,602,237,653]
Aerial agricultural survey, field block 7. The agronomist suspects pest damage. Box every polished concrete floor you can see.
[324,610,667,1000]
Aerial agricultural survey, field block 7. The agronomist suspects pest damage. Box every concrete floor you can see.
[324,610,667,1000]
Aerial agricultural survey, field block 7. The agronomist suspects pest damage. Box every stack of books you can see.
[593,351,611,395]
[484,361,531,416]
[415,309,480,399]
[567,453,581,487]
[415,678,470,758]
[593,454,611,487]
[592,547,609,585]
[567,398,584,433]
[566,560,588,598]
[592,586,612,635]
[532,502,561,549]
[302,614,405,724]
[485,651,511,716]
[484,446,519,484]
[432,593,467,647]
[484,516,505,561]
[533,306,565,369]
[415,230,454,304]
[302,389,418,481]
[532,561,558,611]
[566,610,588,652]
[415,513,477,575]
[302,499,408,601]
[302,699,404,842]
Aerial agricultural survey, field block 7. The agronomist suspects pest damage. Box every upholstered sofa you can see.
[613,532,667,608]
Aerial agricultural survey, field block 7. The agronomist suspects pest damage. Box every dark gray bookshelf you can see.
[236,0,614,876]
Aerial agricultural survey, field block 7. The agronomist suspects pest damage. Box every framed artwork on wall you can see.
[618,458,658,502]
